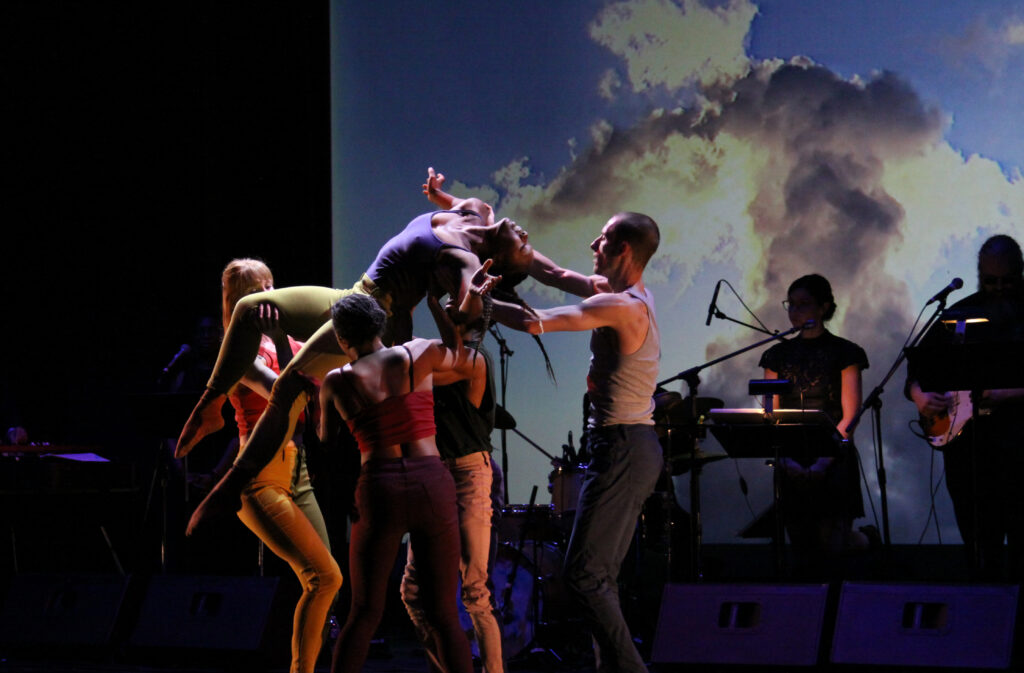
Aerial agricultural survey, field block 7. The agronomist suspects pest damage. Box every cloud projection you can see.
[443,0,1024,543]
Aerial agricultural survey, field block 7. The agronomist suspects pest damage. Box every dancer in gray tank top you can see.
[494,211,662,673]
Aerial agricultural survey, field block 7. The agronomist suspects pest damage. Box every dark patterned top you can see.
[759,330,868,519]
[759,330,869,424]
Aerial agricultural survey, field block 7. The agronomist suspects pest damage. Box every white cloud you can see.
[475,2,1024,541]
[588,0,757,93]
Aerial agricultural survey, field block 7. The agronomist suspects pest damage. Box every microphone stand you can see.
[847,297,949,550]
[659,322,804,579]
[489,325,514,503]
[710,307,775,336]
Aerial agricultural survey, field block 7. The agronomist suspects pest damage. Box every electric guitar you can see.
[918,390,973,449]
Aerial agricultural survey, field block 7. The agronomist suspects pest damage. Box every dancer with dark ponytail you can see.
[320,271,496,673]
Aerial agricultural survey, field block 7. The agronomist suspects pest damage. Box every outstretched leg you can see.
[176,286,344,457]
[187,320,348,534]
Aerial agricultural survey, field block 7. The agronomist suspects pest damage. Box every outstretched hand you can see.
[423,166,446,199]
[469,258,501,297]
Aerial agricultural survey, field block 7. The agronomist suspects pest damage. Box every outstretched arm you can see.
[423,166,455,210]
[423,167,495,223]
[493,292,630,335]
[528,250,610,297]
[435,252,501,328]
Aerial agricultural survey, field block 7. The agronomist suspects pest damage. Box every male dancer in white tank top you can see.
[494,212,661,673]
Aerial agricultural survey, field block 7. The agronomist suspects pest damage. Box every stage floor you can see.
[1,544,1019,673]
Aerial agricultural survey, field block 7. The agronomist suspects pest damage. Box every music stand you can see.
[707,409,842,459]
[708,407,843,574]
[905,339,1024,573]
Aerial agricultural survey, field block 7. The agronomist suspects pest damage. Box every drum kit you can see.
[462,390,728,662]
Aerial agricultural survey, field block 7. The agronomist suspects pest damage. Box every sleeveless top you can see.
[433,344,496,459]
[345,345,436,453]
[364,210,475,312]
[586,284,660,427]
[229,335,304,436]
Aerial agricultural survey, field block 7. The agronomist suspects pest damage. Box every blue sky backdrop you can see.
[331,0,1024,543]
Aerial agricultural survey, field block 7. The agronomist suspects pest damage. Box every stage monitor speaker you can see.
[651,582,829,666]
[129,575,279,651]
[830,582,1018,669]
[0,573,131,647]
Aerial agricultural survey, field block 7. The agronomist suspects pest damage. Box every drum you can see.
[548,463,587,515]
[457,541,565,660]
[496,504,561,543]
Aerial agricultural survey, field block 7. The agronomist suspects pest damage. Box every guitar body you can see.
[919,390,973,449]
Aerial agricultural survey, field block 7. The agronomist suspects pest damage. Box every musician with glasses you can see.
[907,234,1024,580]
[759,274,870,569]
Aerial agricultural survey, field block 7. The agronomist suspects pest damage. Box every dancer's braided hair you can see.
[489,272,557,384]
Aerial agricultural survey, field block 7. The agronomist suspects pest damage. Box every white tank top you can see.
[586,284,660,427]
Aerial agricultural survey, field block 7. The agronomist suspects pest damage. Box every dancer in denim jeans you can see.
[401,341,504,673]
[494,212,662,673]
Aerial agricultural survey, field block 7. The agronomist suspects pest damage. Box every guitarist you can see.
[907,234,1024,581]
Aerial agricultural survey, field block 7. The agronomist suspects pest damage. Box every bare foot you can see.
[175,389,227,458]
[185,467,247,536]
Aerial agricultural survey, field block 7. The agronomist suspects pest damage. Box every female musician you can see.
[759,274,869,561]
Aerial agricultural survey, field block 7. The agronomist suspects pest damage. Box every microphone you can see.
[162,344,192,376]
[705,279,722,326]
[925,277,964,306]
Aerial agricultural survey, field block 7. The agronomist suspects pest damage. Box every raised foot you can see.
[175,390,227,458]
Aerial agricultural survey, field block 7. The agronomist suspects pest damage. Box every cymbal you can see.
[654,390,724,423]
[494,404,517,430]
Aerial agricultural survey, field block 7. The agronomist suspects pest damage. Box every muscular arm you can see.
[495,292,632,335]
[528,250,609,298]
